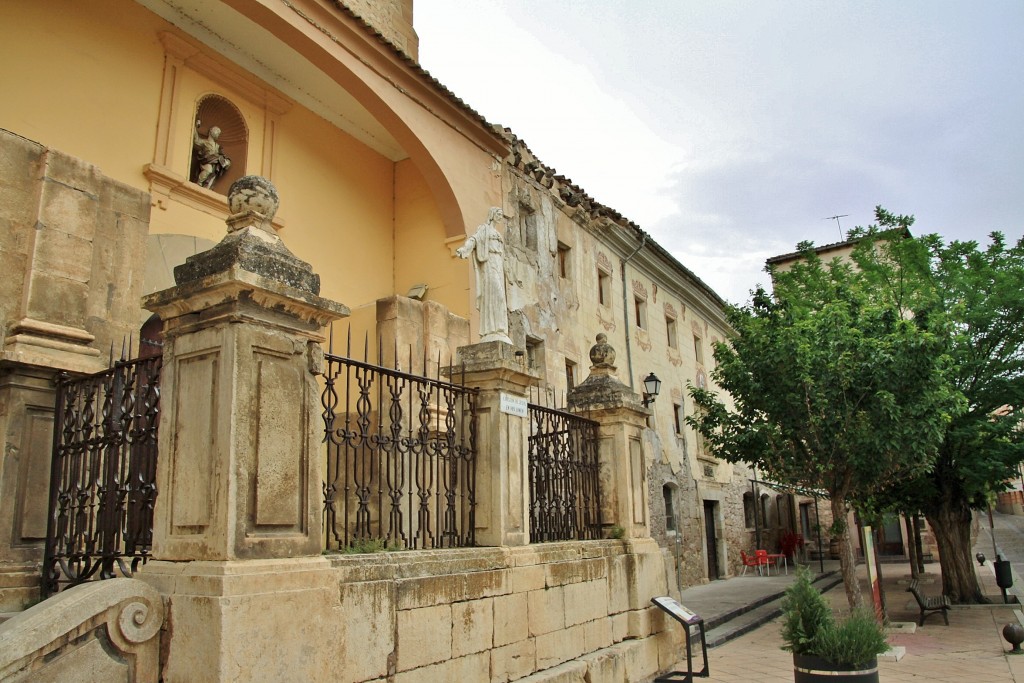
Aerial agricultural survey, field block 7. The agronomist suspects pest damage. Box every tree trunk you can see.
[904,513,920,579]
[913,515,925,574]
[925,500,986,604]
[831,494,863,610]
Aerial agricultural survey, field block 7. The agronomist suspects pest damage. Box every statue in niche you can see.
[456,207,512,344]
[192,120,231,189]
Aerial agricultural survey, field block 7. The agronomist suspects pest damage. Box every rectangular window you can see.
[520,209,536,252]
[673,403,684,434]
[557,242,571,279]
[597,269,611,306]
[663,485,676,532]
[634,296,647,329]
[526,337,544,374]
[565,359,577,390]
[693,334,704,365]
[695,407,707,453]
[666,315,678,349]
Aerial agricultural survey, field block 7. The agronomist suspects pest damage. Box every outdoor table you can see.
[767,553,788,575]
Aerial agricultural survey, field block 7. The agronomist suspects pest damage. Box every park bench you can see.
[906,579,951,626]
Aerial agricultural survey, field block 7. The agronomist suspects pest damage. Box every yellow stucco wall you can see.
[394,159,469,315]
[0,2,165,188]
[0,0,472,336]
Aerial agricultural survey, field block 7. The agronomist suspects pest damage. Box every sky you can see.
[415,0,1024,305]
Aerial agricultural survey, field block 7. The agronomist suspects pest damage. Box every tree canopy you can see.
[688,210,961,608]
[853,212,1024,602]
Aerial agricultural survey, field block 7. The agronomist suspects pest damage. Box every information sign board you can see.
[499,393,528,417]
[651,596,701,625]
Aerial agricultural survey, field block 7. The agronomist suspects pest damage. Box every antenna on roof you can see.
[823,215,849,241]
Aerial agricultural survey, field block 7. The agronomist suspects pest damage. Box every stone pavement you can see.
[662,544,1024,682]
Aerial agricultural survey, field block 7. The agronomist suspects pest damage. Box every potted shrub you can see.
[780,567,888,682]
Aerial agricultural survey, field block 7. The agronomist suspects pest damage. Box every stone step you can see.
[701,573,844,649]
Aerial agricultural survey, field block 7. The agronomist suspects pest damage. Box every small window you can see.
[557,242,571,279]
[666,315,678,349]
[673,403,684,434]
[760,494,771,528]
[597,269,611,306]
[634,296,647,330]
[695,408,708,454]
[693,334,704,365]
[521,209,538,250]
[743,492,756,529]
[526,337,544,374]
[663,485,676,532]
[565,359,577,390]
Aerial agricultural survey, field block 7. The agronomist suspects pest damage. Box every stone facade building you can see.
[1,1,826,680]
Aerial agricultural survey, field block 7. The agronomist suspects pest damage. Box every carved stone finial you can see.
[226,175,280,238]
[589,333,616,370]
[172,175,321,294]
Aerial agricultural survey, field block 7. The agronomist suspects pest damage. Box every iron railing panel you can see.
[321,341,478,551]
[527,403,602,542]
[42,355,161,597]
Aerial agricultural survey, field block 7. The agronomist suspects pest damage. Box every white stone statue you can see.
[456,207,512,344]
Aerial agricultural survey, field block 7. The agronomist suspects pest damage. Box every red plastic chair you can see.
[755,549,771,576]
[740,550,763,576]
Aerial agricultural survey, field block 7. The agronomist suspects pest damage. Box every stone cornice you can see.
[143,266,349,330]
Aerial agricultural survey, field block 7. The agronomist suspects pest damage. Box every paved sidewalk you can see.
[674,557,840,626]
[666,548,1024,682]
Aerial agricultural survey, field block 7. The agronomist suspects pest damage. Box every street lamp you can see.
[641,372,661,407]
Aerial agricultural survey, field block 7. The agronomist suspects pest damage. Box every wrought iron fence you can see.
[321,336,478,551]
[527,402,602,542]
[42,354,162,597]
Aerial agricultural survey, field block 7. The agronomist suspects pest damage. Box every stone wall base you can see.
[0,566,39,613]
[138,541,683,683]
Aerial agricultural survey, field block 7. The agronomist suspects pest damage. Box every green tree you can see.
[854,215,1024,603]
[688,229,957,609]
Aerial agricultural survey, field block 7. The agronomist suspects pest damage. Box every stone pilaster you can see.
[568,334,651,539]
[0,130,150,610]
[455,340,539,546]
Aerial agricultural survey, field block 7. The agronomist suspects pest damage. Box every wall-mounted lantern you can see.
[641,372,662,407]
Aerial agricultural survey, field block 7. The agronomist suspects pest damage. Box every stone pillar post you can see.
[138,177,348,681]
[568,334,651,538]
[142,176,346,561]
[455,340,538,546]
